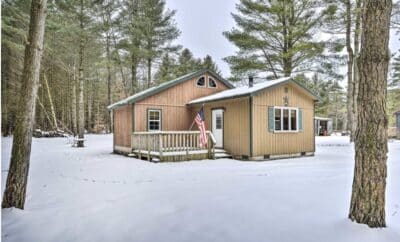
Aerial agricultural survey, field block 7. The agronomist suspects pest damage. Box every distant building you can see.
[314,117,333,136]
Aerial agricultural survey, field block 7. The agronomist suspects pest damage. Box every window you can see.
[148,110,161,131]
[290,110,297,130]
[273,107,298,132]
[283,109,289,130]
[197,77,205,87]
[274,109,281,131]
[208,78,217,88]
[216,114,222,129]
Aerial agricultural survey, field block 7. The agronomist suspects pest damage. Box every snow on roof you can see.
[189,76,316,104]
[315,116,332,121]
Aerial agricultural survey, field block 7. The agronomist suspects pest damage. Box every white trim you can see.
[148,109,161,132]
[208,77,218,89]
[273,106,299,133]
[196,76,207,88]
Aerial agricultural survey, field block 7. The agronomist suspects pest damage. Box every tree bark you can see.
[102,4,113,132]
[71,62,77,136]
[351,0,362,142]
[345,0,355,139]
[77,0,85,147]
[44,74,58,130]
[2,0,48,209]
[131,55,138,94]
[147,57,152,88]
[349,0,392,228]
[106,30,112,133]
[112,33,128,97]
[1,46,11,136]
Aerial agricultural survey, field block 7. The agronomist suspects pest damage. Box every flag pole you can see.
[189,120,195,131]
[189,104,204,130]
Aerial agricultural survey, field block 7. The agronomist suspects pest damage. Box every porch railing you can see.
[131,131,217,160]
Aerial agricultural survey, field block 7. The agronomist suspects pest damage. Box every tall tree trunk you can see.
[71,63,77,136]
[86,82,92,132]
[112,33,128,97]
[2,0,48,209]
[351,0,362,142]
[77,0,85,147]
[2,47,11,136]
[44,74,57,130]
[131,55,137,93]
[106,33,112,132]
[349,0,392,228]
[147,57,152,88]
[102,5,113,132]
[345,0,355,140]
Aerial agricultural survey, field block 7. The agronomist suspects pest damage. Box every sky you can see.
[166,0,400,79]
[166,0,237,77]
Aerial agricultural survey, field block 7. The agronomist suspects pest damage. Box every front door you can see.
[212,109,224,148]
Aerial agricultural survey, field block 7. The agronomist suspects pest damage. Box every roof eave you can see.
[188,93,251,106]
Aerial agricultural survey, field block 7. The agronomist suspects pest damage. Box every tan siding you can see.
[113,105,132,149]
[134,74,229,131]
[191,97,250,157]
[252,84,315,156]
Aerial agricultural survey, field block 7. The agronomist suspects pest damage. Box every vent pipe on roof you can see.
[248,75,254,88]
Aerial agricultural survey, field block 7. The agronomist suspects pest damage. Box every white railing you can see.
[131,131,216,159]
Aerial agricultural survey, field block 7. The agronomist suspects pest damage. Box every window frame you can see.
[147,109,162,132]
[196,76,206,88]
[208,77,218,89]
[272,106,299,133]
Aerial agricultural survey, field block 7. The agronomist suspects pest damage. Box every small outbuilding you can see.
[314,117,333,136]
[108,69,319,161]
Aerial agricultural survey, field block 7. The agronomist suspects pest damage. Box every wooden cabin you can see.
[108,69,318,161]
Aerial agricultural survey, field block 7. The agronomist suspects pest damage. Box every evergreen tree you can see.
[1,0,31,136]
[175,48,201,76]
[349,0,392,228]
[137,0,180,87]
[155,53,177,82]
[390,53,400,87]
[2,0,48,209]
[201,55,221,74]
[118,0,141,94]
[224,0,336,78]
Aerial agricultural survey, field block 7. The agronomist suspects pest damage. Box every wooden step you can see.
[214,153,232,159]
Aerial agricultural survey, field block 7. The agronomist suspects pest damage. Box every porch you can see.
[130,131,231,162]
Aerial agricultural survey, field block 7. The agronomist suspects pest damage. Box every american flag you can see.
[194,107,208,147]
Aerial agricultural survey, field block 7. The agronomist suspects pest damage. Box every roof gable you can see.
[188,77,319,105]
[108,69,234,110]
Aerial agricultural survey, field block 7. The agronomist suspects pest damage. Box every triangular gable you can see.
[108,69,234,110]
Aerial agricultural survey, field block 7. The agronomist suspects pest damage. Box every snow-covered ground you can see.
[1,135,399,242]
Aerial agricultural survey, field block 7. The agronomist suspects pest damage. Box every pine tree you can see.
[155,53,177,82]
[390,54,400,87]
[224,0,336,78]
[175,48,201,76]
[201,55,221,74]
[2,0,48,209]
[137,0,180,87]
[118,0,141,94]
[1,0,31,136]
[349,0,392,228]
